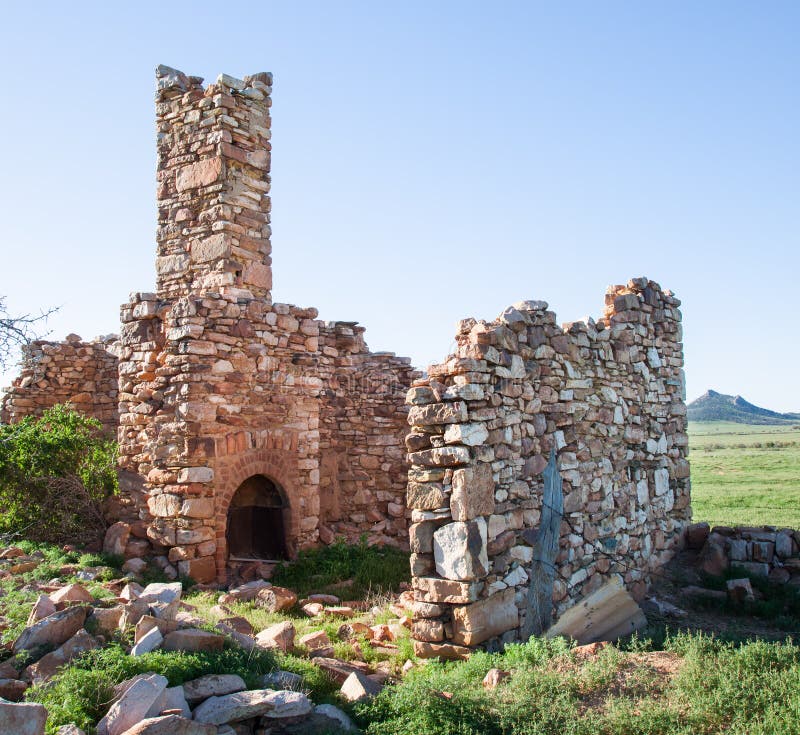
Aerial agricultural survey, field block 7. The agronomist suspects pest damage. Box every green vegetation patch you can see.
[688,422,800,527]
[272,538,410,599]
[0,405,118,546]
[355,633,800,735]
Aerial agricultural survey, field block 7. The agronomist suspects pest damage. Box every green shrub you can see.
[272,537,410,598]
[0,405,118,545]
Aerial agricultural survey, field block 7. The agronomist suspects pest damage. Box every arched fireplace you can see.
[226,474,288,561]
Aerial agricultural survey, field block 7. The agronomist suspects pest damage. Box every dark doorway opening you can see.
[226,475,288,561]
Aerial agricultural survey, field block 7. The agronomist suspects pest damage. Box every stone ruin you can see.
[405,281,690,657]
[1,65,691,653]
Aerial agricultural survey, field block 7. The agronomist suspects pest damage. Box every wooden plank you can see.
[545,574,647,644]
[522,448,563,637]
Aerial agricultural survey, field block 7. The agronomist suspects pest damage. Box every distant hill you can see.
[688,390,800,425]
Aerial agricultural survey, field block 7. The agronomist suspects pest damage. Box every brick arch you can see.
[212,448,303,581]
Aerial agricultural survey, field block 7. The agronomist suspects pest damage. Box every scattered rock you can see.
[13,605,88,654]
[131,626,163,656]
[301,602,324,617]
[26,595,56,626]
[0,700,48,735]
[96,673,168,735]
[50,584,94,606]
[255,585,298,613]
[182,674,246,705]
[255,621,295,653]
[192,689,312,724]
[299,630,331,652]
[88,605,125,637]
[24,629,99,684]
[218,580,271,605]
[314,703,356,731]
[340,671,383,702]
[482,668,510,689]
[116,715,215,735]
[217,616,253,636]
[138,583,182,620]
[161,629,223,653]
[0,678,29,701]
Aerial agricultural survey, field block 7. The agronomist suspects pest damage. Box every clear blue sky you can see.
[1,1,798,410]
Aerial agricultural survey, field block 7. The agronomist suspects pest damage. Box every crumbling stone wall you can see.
[1,335,119,432]
[116,66,417,584]
[407,279,690,657]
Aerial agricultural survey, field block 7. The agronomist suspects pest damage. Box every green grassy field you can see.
[688,421,800,528]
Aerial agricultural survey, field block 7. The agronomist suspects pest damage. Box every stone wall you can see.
[1,335,119,432]
[407,279,690,657]
[690,522,800,584]
[115,66,417,584]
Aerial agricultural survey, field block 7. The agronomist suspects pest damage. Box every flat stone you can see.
[0,678,28,701]
[145,685,191,718]
[443,422,489,446]
[255,585,297,613]
[261,670,303,690]
[26,595,56,626]
[412,577,481,604]
[412,640,472,661]
[192,689,312,724]
[138,583,182,620]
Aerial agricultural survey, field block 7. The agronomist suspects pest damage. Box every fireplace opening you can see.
[226,475,288,561]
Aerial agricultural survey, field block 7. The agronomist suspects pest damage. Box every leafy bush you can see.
[272,537,410,598]
[0,405,118,545]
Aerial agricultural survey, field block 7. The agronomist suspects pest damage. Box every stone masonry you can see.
[1,334,119,433]
[114,66,418,583]
[407,279,691,657]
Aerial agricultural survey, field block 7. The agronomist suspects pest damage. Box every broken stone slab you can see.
[433,518,488,581]
[50,583,95,606]
[117,715,216,735]
[88,605,125,637]
[161,629,224,653]
[311,658,373,685]
[255,585,297,613]
[96,673,168,735]
[340,671,383,703]
[182,674,246,705]
[218,580,271,605]
[24,629,99,684]
[726,578,755,603]
[56,725,86,735]
[482,668,511,689]
[145,685,191,719]
[138,583,182,620]
[299,630,331,652]
[191,689,312,724]
[131,626,163,656]
[0,699,48,735]
[26,595,56,626]
[13,605,88,654]
[255,621,295,653]
[407,401,468,426]
[545,575,647,645]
